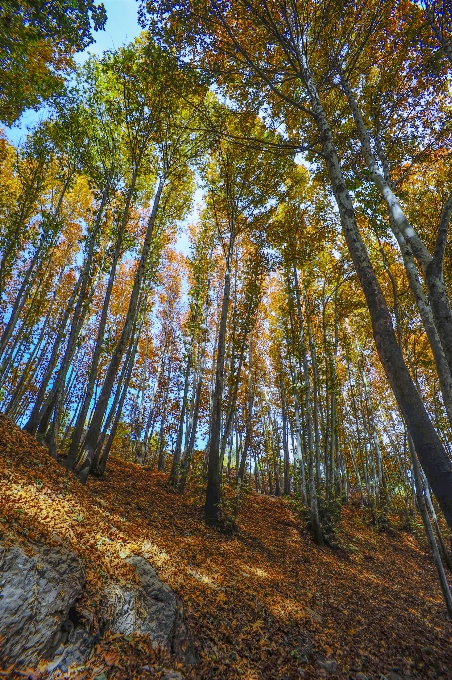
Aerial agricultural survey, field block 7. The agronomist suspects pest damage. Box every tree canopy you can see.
[0,0,106,124]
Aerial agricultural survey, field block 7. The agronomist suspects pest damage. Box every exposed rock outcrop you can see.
[107,555,177,645]
[105,555,196,664]
[0,543,85,668]
[0,542,196,675]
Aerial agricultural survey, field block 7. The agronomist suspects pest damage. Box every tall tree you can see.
[143,0,452,531]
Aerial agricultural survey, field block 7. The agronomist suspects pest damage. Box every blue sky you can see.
[75,0,142,60]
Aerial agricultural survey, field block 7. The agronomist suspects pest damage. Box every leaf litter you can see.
[0,415,451,679]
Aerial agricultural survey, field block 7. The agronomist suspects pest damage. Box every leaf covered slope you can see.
[0,415,451,680]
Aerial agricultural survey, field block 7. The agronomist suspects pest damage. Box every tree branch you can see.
[433,189,452,269]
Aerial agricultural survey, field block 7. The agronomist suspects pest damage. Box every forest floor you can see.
[0,415,451,680]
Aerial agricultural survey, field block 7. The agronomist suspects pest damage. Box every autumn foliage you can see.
[1,0,452,675]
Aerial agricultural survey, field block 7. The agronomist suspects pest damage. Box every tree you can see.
[0,0,106,124]
[200,102,291,525]
[142,0,452,532]
[73,39,202,482]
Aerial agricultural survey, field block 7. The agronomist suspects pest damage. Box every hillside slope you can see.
[0,415,451,680]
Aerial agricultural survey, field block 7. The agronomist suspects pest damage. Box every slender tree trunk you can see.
[157,353,173,473]
[169,346,192,485]
[24,275,82,434]
[143,341,168,451]
[220,337,248,465]
[29,216,105,445]
[0,158,64,300]
[421,471,452,572]
[409,434,452,618]
[290,266,323,544]
[278,368,291,495]
[374,142,452,431]
[179,335,207,493]
[307,308,322,484]
[4,296,55,416]
[95,314,144,478]
[205,235,234,525]
[0,233,49,361]
[79,179,164,475]
[302,58,452,530]
[47,218,107,458]
[238,338,254,484]
[65,222,124,469]
[287,356,307,504]
[340,71,452,376]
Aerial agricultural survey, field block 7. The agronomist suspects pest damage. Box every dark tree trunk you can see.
[169,347,192,485]
[303,60,452,529]
[205,236,234,525]
[79,179,164,473]
[65,219,123,470]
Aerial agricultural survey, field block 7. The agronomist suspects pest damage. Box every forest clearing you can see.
[1,0,452,678]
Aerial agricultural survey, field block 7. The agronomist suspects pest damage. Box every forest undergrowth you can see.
[1,414,451,680]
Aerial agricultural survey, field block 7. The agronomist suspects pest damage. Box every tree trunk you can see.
[157,355,173,473]
[205,236,234,525]
[302,58,452,531]
[238,338,254,484]
[290,266,323,544]
[409,434,452,618]
[179,335,207,492]
[340,70,452,377]
[79,179,164,472]
[24,275,82,434]
[169,345,192,485]
[65,220,124,470]
[388,218,452,431]
[279,371,291,495]
[94,313,144,478]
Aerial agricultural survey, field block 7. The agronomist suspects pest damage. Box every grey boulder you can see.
[105,556,196,664]
[0,543,85,668]
[107,555,177,648]
[0,543,196,674]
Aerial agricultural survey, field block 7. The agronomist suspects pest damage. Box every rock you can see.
[0,543,85,668]
[105,555,196,664]
[317,657,337,674]
[45,628,95,674]
[130,554,177,646]
[161,671,184,680]
[0,544,195,673]
[106,555,176,648]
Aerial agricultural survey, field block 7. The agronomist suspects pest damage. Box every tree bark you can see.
[79,179,164,473]
[65,217,124,470]
[169,345,192,485]
[290,266,323,544]
[340,71,452,377]
[205,235,234,525]
[409,434,452,618]
[301,57,452,531]
[23,274,82,434]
